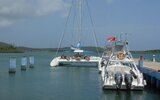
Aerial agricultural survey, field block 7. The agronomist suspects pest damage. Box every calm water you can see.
[0,52,159,100]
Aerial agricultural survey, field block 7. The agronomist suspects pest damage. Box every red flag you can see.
[107,37,117,42]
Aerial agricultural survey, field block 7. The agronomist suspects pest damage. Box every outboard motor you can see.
[124,73,133,90]
[114,72,123,89]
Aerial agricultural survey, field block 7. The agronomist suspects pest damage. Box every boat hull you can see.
[102,79,145,90]
[103,84,144,90]
[50,56,100,67]
[59,61,98,67]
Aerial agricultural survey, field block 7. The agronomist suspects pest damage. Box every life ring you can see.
[117,52,125,60]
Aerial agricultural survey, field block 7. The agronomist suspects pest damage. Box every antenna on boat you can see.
[124,32,131,54]
[125,32,128,41]
[120,32,123,41]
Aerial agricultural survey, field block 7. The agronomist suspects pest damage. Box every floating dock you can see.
[135,58,160,89]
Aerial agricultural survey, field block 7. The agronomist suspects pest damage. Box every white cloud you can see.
[0,0,69,27]
[105,0,114,4]
[0,18,13,26]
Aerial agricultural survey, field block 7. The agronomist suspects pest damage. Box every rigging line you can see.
[71,1,76,45]
[79,0,83,42]
[55,0,74,56]
[74,1,80,44]
[85,0,100,56]
[78,0,81,42]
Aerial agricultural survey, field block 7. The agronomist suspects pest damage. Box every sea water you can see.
[0,52,159,100]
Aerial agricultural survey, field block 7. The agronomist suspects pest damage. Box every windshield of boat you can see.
[114,45,124,52]
[113,41,124,52]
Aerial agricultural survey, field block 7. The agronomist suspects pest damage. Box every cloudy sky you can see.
[0,0,159,50]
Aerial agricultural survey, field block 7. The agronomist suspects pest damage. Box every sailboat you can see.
[50,0,101,67]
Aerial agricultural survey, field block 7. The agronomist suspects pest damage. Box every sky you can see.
[0,0,160,50]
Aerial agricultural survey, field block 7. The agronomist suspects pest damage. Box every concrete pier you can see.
[29,56,34,68]
[21,56,27,70]
[136,57,160,89]
[152,55,156,62]
[9,57,16,73]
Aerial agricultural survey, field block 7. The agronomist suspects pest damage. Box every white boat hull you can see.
[103,84,145,90]
[59,61,98,67]
[102,78,146,90]
[101,66,146,90]
[50,56,101,67]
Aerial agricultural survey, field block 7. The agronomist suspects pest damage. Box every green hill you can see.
[0,41,160,53]
[0,42,13,47]
[0,42,24,53]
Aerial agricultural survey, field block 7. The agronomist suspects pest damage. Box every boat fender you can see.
[85,56,90,61]
[66,57,70,61]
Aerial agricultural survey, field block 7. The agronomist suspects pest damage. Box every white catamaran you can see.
[50,0,101,67]
[101,37,146,90]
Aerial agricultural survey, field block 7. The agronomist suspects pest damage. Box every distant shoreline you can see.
[0,46,160,54]
[0,41,160,53]
[131,50,160,54]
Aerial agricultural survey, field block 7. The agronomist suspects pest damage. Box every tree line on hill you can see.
[0,41,160,53]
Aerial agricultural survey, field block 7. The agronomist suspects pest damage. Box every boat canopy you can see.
[74,49,84,53]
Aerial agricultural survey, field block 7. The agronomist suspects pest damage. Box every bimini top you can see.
[74,49,84,53]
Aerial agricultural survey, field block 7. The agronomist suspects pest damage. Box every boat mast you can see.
[78,0,82,42]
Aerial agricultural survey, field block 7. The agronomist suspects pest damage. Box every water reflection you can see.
[102,90,144,100]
